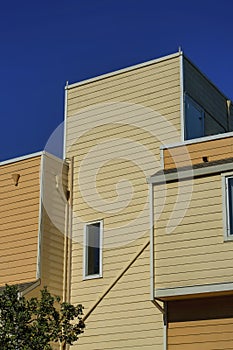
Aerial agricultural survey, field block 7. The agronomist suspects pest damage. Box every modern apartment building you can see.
[1,50,233,349]
[63,51,233,350]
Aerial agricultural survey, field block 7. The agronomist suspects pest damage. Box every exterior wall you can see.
[66,53,182,349]
[163,134,233,170]
[168,296,233,350]
[154,173,233,290]
[73,245,163,350]
[40,153,69,297]
[168,318,233,350]
[0,152,68,301]
[183,57,229,136]
[0,155,41,286]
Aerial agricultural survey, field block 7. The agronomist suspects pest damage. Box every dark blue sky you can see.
[1,0,233,161]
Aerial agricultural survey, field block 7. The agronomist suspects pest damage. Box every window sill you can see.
[224,234,233,242]
[83,274,103,281]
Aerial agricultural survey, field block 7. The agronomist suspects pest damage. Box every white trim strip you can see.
[36,154,44,279]
[222,173,233,241]
[155,281,233,299]
[0,151,43,166]
[179,52,185,142]
[161,131,233,150]
[63,81,68,160]
[0,150,64,167]
[66,52,180,89]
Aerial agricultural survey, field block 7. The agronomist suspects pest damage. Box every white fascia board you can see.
[0,150,67,167]
[179,52,185,142]
[66,52,181,90]
[0,151,43,166]
[160,131,233,151]
[149,162,233,185]
[155,281,233,299]
[63,81,68,160]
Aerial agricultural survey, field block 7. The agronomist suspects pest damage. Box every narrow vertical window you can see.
[84,221,103,279]
[227,177,233,236]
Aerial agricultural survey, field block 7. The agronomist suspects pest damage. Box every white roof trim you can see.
[155,281,233,299]
[0,150,64,166]
[66,51,181,89]
[0,151,44,166]
[161,131,233,150]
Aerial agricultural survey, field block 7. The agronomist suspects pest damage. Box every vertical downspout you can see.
[179,51,185,142]
[61,159,73,350]
[67,156,74,304]
[62,168,69,303]
[61,81,70,350]
[62,82,69,303]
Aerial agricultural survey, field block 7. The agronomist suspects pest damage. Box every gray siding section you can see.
[183,57,229,136]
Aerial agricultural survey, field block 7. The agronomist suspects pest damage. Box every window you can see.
[84,221,103,279]
[225,176,233,238]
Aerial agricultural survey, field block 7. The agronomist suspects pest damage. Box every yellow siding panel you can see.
[164,136,233,169]
[67,54,182,350]
[154,174,233,290]
[71,246,163,350]
[169,315,233,350]
[0,155,41,286]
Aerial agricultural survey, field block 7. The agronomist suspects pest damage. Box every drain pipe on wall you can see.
[149,182,167,350]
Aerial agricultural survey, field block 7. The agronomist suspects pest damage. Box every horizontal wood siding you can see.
[0,156,41,286]
[168,296,233,350]
[154,174,233,289]
[163,136,233,169]
[184,58,228,135]
[40,154,68,297]
[66,54,182,349]
[169,319,233,350]
[72,246,163,350]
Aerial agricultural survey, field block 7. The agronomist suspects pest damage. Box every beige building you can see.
[64,51,233,350]
[2,51,233,349]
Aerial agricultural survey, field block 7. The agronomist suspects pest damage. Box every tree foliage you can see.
[0,285,85,350]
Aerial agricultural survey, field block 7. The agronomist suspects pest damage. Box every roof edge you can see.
[66,51,181,90]
[0,151,44,166]
[1,150,65,167]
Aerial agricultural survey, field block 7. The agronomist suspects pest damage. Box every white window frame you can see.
[222,173,233,241]
[83,220,103,280]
